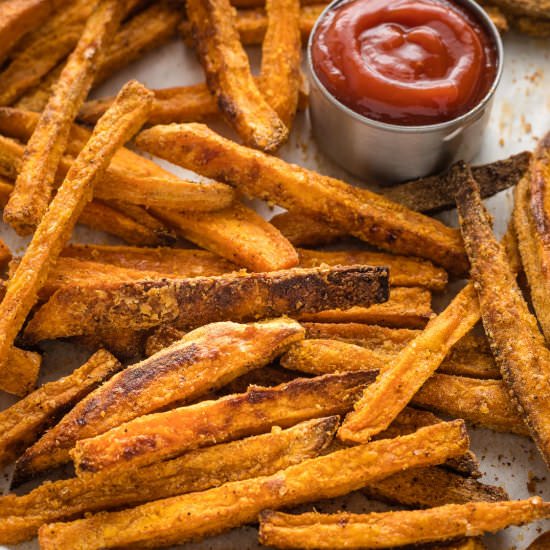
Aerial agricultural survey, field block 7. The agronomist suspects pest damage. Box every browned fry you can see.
[516,16,550,37]
[258,499,550,549]
[154,201,299,272]
[13,319,304,482]
[455,164,550,466]
[299,287,433,329]
[480,4,510,31]
[23,265,388,343]
[136,124,468,273]
[38,421,469,549]
[0,239,11,271]
[13,62,64,113]
[270,211,346,246]
[0,349,120,469]
[0,81,153,391]
[489,0,550,18]
[4,0,125,235]
[527,530,550,549]
[187,0,288,151]
[0,417,338,544]
[144,325,189,357]
[0,347,42,397]
[339,284,479,442]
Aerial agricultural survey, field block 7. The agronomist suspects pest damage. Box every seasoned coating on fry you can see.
[0,349,120,469]
[271,211,346,246]
[187,0,288,151]
[516,16,550,37]
[0,347,41,397]
[145,325,189,357]
[23,265,389,342]
[0,239,11,272]
[136,123,468,273]
[155,201,299,272]
[0,418,337,544]
[14,319,305,481]
[258,499,550,549]
[4,0,125,235]
[455,164,550,466]
[38,421,469,549]
[480,3,510,32]
[489,0,550,18]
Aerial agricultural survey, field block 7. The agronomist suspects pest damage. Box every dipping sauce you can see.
[311,0,498,126]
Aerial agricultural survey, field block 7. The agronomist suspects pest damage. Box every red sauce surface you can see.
[311,0,498,126]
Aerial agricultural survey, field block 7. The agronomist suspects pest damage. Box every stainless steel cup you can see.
[307,0,504,185]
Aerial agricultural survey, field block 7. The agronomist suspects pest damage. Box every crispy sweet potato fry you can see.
[517,16,550,37]
[270,211,346,246]
[0,81,153,387]
[38,421,469,549]
[0,239,11,271]
[136,124,467,273]
[187,0,288,151]
[0,349,120,469]
[154,201,299,272]
[489,0,550,18]
[339,284,480,442]
[455,164,550,466]
[258,499,550,549]
[0,417,338,544]
[14,319,305,481]
[527,530,550,549]
[23,265,389,342]
[0,347,42,397]
[4,0,125,235]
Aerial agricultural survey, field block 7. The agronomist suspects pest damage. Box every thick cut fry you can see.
[489,0,550,18]
[4,0,125,235]
[0,349,120,469]
[270,211,346,246]
[187,0,288,151]
[517,16,550,37]
[38,421,469,549]
[23,265,389,342]
[136,124,467,273]
[528,530,550,549]
[299,287,433,329]
[0,81,153,395]
[0,418,337,544]
[258,499,550,549]
[14,319,304,481]
[0,347,42,397]
[339,284,480,442]
[455,165,550,466]
[155,201,299,272]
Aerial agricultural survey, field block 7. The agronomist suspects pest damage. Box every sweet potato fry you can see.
[136,124,467,273]
[270,211,346,246]
[14,319,304,481]
[187,0,288,151]
[0,349,120,469]
[0,417,337,544]
[455,164,550,466]
[517,16,550,37]
[4,0,125,235]
[23,265,389,342]
[38,420,469,549]
[0,239,11,272]
[299,287,433,329]
[258,498,550,549]
[339,284,480,442]
[0,347,42,397]
[0,81,153,388]
[489,0,550,18]
[528,530,550,549]
[154,201,299,272]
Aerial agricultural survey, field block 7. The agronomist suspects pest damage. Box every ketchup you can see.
[311,0,498,126]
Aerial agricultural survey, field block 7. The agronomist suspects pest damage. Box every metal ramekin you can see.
[307,0,504,184]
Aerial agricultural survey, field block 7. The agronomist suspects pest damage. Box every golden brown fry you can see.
[258,499,550,549]
[0,417,337,544]
[0,239,11,271]
[4,0,125,235]
[13,62,63,113]
[489,0,550,18]
[38,421,469,549]
[339,284,479,442]
[14,319,304,481]
[299,287,433,329]
[0,349,120,469]
[187,0,288,151]
[270,210,346,246]
[136,124,467,273]
[480,4,510,31]
[0,81,153,389]
[0,347,41,397]
[456,164,550,466]
[516,16,550,37]
[23,265,388,342]
[155,201,299,272]
[527,530,550,549]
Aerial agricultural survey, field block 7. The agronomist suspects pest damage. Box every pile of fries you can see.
[0,0,548,548]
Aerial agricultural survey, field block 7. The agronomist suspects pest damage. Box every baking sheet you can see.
[0,26,549,550]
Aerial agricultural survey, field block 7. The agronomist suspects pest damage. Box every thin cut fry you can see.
[0,417,338,544]
[339,284,480,442]
[0,349,120,469]
[0,81,153,391]
[136,123,468,273]
[4,0,125,235]
[13,319,305,482]
[23,265,389,342]
[187,0,288,151]
[258,499,550,549]
[455,164,550,466]
[155,201,299,272]
[37,420,469,549]
[0,347,42,397]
